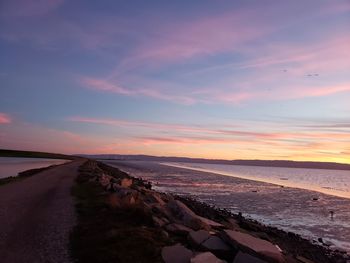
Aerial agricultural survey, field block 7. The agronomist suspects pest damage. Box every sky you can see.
[0,0,349,163]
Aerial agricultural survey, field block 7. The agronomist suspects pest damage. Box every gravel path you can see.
[0,160,83,263]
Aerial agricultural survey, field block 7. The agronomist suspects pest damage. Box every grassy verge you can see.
[70,161,169,263]
[0,149,77,160]
[0,165,57,186]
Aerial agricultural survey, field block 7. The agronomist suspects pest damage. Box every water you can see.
[0,157,69,179]
[104,160,350,253]
[163,162,350,199]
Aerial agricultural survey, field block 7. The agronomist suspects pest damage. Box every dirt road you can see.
[0,160,83,263]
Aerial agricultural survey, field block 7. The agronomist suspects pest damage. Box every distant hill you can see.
[0,149,77,160]
[79,154,350,171]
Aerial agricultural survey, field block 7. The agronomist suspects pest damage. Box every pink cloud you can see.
[81,77,132,95]
[0,113,11,124]
[68,116,350,144]
[80,77,196,104]
[112,9,274,74]
[69,116,285,140]
[69,116,224,134]
[190,33,350,77]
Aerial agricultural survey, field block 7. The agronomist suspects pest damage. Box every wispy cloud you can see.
[80,77,196,104]
[0,113,11,124]
[68,116,350,142]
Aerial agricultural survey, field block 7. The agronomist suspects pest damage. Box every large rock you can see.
[166,223,193,236]
[99,173,112,187]
[152,216,168,227]
[222,230,285,263]
[143,191,166,206]
[121,178,133,187]
[197,216,224,228]
[202,236,231,252]
[112,184,133,195]
[233,251,268,263]
[166,200,209,230]
[107,193,121,208]
[188,230,211,247]
[202,236,234,260]
[190,252,225,263]
[162,244,193,263]
[107,192,137,208]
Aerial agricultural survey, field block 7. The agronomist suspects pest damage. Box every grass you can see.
[0,176,22,186]
[0,165,57,186]
[0,149,77,160]
[70,162,170,263]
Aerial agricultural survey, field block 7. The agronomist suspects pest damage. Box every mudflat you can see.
[0,160,83,263]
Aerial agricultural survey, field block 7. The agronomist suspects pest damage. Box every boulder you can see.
[107,193,121,208]
[108,190,139,208]
[227,218,240,230]
[202,236,231,252]
[152,216,167,227]
[113,185,138,199]
[197,216,224,228]
[121,178,133,187]
[99,173,112,187]
[188,230,211,247]
[190,252,225,263]
[295,256,315,263]
[161,230,169,239]
[143,191,166,206]
[166,223,193,236]
[162,244,193,263]
[233,251,267,263]
[166,200,209,230]
[222,230,285,263]
[202,236,234,260]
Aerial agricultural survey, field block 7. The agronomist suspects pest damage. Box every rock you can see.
[190,252,225,263]
[99,173,112,187]
[107,193,121,208]
[161,230,169,239]
[188,230,211,247]
[152,216,167,227]
[162,244,193,263]
[227,218,240,230]
[113,185,134,196]
[166,200,209,230]
[166,223,193,236]
[295,256,314,263]
[106,183,113,191]
[108,190,139,208]
[201,236,233,260]
[233,251,267,263]
[124,194,136,205]
[143,191,166,206]
[121,178,133,187]
[202,236,231,252]
[197,216,224,228]
[222,230,285,263]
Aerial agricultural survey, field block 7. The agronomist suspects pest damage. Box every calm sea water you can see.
[105,160,350,253]
[0,157,69,179]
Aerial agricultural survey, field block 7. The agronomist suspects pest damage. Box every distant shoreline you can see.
[80,154,350,171]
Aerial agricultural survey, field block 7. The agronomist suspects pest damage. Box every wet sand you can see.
[104,160,350,253]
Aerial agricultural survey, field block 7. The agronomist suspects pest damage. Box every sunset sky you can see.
[0,0,349,163]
